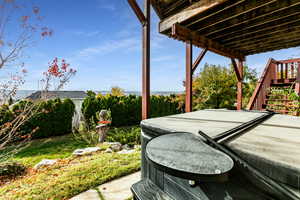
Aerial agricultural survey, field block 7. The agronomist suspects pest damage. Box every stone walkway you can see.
[71,171,140,200]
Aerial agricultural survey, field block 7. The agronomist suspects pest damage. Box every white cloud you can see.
[76,37,140,58]
[72,30,102,37]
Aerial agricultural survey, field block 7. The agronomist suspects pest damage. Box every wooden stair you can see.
[247,58,300,116]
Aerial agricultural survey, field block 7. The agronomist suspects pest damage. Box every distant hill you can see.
[14,90,183,100]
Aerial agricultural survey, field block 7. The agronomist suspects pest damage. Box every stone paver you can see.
[70,171,140,200]
[71,189,100,200]
[99,171,140,200]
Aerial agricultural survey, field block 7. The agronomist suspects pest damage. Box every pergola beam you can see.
[171,23,245,61]
[192,48,207,74]
[246,38,300,55]
[225,24,300,48]
[128,0,147,26]
[215,13,300,42]
[195,0,300,35]
[159,0,228,33]
[231,58,242,82]
[206,2,300,38]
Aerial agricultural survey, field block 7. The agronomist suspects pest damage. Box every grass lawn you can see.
[9,134,91,167]
[0,128,141,200]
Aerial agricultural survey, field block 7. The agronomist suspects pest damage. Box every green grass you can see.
[6,126,141,167]
[0,128,141,199]
[0,151,140,200]
[9,134,91,167]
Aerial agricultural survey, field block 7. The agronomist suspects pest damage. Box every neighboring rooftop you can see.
[26,91,88,100]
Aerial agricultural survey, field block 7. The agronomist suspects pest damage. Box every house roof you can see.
[26,91,88,100]
[151,0,300,59]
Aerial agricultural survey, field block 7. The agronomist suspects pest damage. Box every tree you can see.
[41,58,76,96]
[0,58,76,161]
[0,0,52,104]
[111,86,125,96]
[0,0,53,157]
[192,63,258,110]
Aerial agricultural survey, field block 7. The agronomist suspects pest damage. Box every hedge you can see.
[0,98,75,140]
[81,93,183,127]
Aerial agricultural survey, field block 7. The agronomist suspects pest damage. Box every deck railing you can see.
[274,58,300,82]
[247,58,300,110]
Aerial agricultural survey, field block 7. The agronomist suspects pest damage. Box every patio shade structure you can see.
[128,0,300,119]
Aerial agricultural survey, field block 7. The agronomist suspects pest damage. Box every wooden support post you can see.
[237,60,244,110]
[142,0,150,120]
[186,41,193,112]
[232,58,243,110]
[128,0,150,119]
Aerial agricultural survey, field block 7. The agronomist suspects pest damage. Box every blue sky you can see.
[20,0,300,92]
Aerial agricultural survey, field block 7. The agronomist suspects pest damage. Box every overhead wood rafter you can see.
[171,23,245,60]
[153,0,300,56]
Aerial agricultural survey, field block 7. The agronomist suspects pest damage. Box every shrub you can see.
[82,94,182,127]
[106,127,141,147]
[23,98,75,139]
[0,105,13,125]
[3,98,75,139]
[0,162,26,177]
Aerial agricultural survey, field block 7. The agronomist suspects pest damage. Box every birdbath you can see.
[96,110,111,143]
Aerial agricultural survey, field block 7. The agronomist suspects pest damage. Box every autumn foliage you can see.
[42,58,77,93]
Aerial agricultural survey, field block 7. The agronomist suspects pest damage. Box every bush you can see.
[106,127,141,147]
[0,162,26,177]
[0,105,13,125]
[0,98,76,140]
[20,98,75,139]
[82,94,182,127]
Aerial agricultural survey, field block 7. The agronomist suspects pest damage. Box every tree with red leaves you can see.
[0,0,53,157]
[41,58,77,97]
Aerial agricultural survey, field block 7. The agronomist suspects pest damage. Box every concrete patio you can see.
[71,171,140,200]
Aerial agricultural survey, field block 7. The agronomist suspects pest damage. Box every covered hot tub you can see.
[131,109,300,200]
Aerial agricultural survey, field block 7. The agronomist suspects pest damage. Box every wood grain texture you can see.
[153,0,300,56]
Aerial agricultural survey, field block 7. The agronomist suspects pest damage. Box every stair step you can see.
[264,104,299,108]
[271,78,296,84]
[266,99,296,101]
[268,110,297,114]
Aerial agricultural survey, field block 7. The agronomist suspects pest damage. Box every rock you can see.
[34,159,57,170]
[107,142,122,152]
[117,149,135,154]
[122,144,131,150]
[72,147,101,156]
[105,148,113,153]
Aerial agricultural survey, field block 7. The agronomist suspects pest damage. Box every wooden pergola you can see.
[128,0,300,119]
